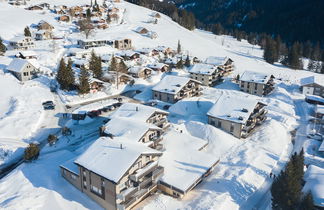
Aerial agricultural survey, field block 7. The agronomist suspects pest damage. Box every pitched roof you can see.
[103,117,161,142]
[300,76,324,87]
[205,56,229,66]
[159,130,218,193]
[7,58,35,73]
[152,75,200,95]
[74,137,162,183]
[109,103,168,122]
[189,63,218,75]
[207,94,260,124]
[240,71,272,84]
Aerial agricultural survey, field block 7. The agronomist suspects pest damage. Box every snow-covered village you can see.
[0,0,323,209]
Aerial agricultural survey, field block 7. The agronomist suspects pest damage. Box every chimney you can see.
[120,144,123,149]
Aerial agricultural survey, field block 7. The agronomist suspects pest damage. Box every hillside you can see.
[175,0,324,44]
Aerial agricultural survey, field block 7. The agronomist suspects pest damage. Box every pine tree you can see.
[176,58,183,69]
[177,40,181,54]
[86,8,91,20]
[24,26,31,37]
[78,66,90,94]
[24,143,40,161]
[66,58,75,90]
[56,58,75,91]
[109,55,118,72]
[184,55,191,67]
[0,38,6,55]
[299,192,314,210]
[288,42,303,69]
[89,51,102,78]
[307,59,316,71]
[264,37,278,64]
[118,60,128,74]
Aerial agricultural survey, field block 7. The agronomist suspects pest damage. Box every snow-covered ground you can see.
[0,0,324,209]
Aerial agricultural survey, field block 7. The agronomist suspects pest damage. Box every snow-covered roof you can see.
[147,63,168,69]
[109,103,168,122]
[136,48,153,54]
[207,94,260,124]
[303,165,324,207]
[134,26,148,33]
[19,50,36,57]
[35,30,48,35]
[28,59,40,69]
[315,105,324,115]
[60,158,79,175]
[300,76,324,87]
[152,75,199,95]
[205,56,229,66]
[159,129,218,193]
[128,66,151,74]
[103,117,161,141]
[116,50,139,57]
[74,137,162,183]
[240,71,272,84]
[10,36,29,43]
[73,59,89,66]
[7,58,35,73]
[306,95,324,104]
[189,63,217,75]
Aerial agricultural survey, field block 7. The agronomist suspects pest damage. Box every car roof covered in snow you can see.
[109,103,168,122]
[103,117,161,142]
[152,75,200,95]
[207,94,261,124]
[189,63,218,75]
[300,76,324,87]
[74,137,162,183]
[240,71,272,84]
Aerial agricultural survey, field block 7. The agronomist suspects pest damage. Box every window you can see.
[91,185,102,196]
[71,174,77,180]
[230,124,234,133]
[83,180,87,189]
[210,119,215,126]
[23,72,29,76]
[217,121,222,128]
[255,84,258,90]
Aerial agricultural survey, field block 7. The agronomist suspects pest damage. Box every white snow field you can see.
[0,0,323,210]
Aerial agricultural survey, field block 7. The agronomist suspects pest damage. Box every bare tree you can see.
[78,19,94,39]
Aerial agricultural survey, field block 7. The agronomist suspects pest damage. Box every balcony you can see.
[130,161,158,182]
[117,185,156,210]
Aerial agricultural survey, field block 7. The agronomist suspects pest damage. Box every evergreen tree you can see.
[24,26,31,37]
[24,143,40,161]
[176,58,183,69]
[109,55,118,72]
[177,40,181,54]
[86,8,91,20]
[264,36,278,64]
[78,66,90,94]
[0,38,6,55]
[184,55,191,67]
[89,51,102,78]
[56,58,75,91]
[118,60,128,74]
[288,42,303,69]
[308,59,316,71]
[299,192,314,210]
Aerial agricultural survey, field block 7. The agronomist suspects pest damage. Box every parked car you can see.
[42,101,54,106]
[44,104,55,110]
[307,133,323,141]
